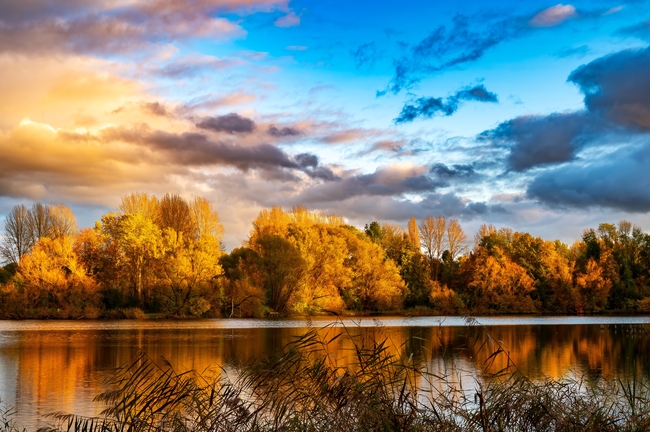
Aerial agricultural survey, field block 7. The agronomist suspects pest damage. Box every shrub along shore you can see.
[2,321,650,431]
[2,192,650,319]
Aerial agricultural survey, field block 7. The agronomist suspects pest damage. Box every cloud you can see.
[618,20,650,41]
[528,4,577,27]
[429,163,478,181]
[481,46,650,172]
[351,42,379,68]
[379,5,611,95]
[356,139,414,156]
[295,153,318,168]
[479,112,601,171]
[274,11,300,28]
[157,54,242,78]
[286,45,308,51]
[267,125,301,137]
[196,113,256,134]
[380,14,524,95]
[140,102,171,117]
[476,45,650,212]
[394,84,498,123]
[527,141,650,212]
[0,0,291,56]
[0,11,244,56]
[296,163,443,204]
[568,46,650,130]
[300,193,507,226]
[554,45,590,58]
[0,115,351,236]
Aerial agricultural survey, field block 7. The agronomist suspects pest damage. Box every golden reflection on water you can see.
[1,322,649,429]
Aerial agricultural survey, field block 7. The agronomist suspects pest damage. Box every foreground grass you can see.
[4,321,650,432]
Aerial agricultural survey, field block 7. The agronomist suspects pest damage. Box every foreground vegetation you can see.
[2,193,650,318]
[2,321,650,431]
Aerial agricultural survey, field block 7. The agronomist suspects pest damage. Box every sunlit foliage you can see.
[3,197,650,317]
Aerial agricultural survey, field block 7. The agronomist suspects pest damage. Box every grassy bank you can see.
[3,321,650,431]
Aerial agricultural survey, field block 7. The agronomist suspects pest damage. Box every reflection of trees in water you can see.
[4,323,650,427]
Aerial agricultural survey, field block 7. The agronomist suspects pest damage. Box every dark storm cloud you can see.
[267,125,302,137]
[296,166,444,204]
[481,46,650,173]
[351,42,379,68]
[568,47,650,130]
[379,14,524,95]
[477,45,650,212]
[100,127,337,181]
[527,142,650,212]
[394,84,498,123]
[417,193,507,217]
[479,112,600,171]
[196,113,256,134]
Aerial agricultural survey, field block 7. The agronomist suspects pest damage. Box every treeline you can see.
[1,195,650,318]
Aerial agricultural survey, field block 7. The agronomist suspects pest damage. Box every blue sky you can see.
[1,0,650,249]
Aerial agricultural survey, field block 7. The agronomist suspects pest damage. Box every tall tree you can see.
[407,217,420,251]
[50,203,78,239]
[119,192,159,221]
[1,205,31,264]
[255,235,306,314]
[446,219,467,261]
[418,216,447,261]
[157,193,193,243]
[27,203,54,244]
[190,197,224,242]
[118,213,163,301]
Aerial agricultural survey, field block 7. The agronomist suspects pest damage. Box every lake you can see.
[1,315,650,430]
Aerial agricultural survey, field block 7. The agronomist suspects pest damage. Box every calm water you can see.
[1,316,650,429]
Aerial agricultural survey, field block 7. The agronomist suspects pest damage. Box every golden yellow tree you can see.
[117,213,163,301]
[467,247,537,312]
[18,236,99,317]
[119,192,160,221]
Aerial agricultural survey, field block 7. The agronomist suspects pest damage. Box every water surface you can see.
[1,315,649,429]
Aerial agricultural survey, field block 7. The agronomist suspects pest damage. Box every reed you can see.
[11,320,650,431]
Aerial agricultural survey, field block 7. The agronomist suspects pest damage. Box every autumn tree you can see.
[119,192,159,221]
[17,236,100,318]
[50,204,78,239]
[190,197,224,242]
[157,229,223,316]
[254,235,306,314]
[464,247,538,313]
[446,219,467,261]
[219,247,264,317]
[157,193,194,243]
[576,259,611,312]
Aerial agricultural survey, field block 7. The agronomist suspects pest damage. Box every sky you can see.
[1,0,650,249]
